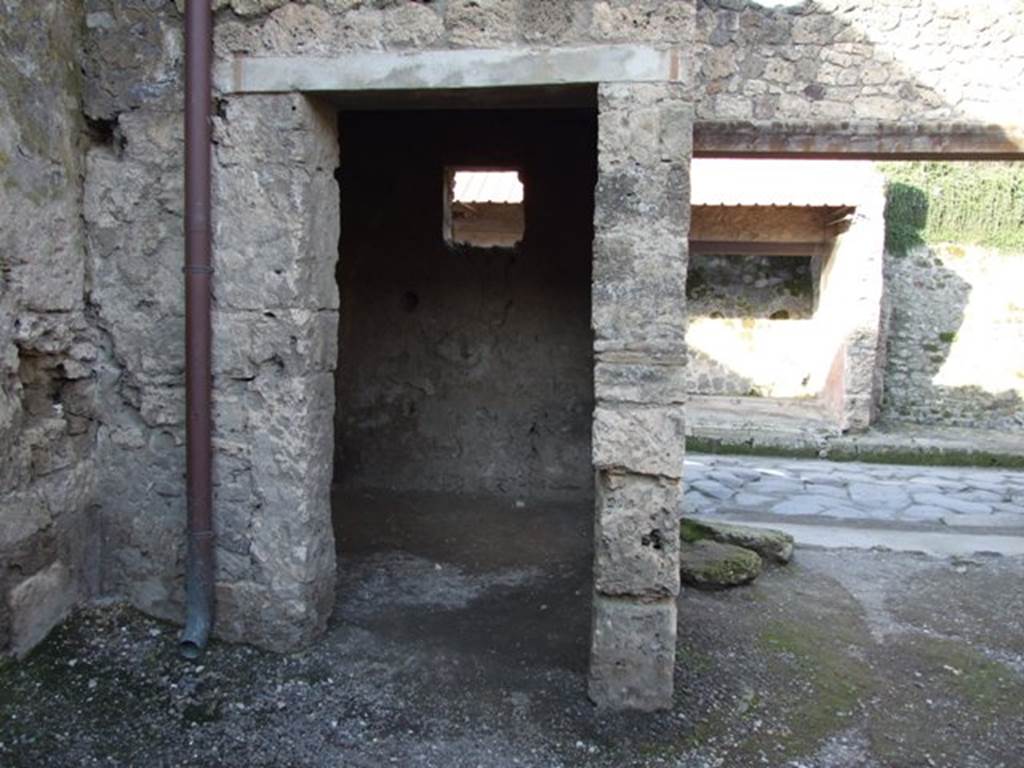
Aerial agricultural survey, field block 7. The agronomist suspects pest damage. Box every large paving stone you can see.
[849,482,911,510]
[681,518,794,564]
[911,493,993,515]
[679,540,762,589]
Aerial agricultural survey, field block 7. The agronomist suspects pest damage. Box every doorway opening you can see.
[330,106,598,669]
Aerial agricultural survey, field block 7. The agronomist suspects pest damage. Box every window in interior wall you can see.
[444,168,525,248]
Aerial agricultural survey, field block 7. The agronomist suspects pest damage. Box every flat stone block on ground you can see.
[679,540,762,589]
[8,561,75,658]
[681,517,794,564]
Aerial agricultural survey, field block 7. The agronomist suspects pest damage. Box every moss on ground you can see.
[680,518,709,544]
[752,619,879,760]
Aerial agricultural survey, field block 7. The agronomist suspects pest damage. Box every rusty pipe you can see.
[181,0,215,660]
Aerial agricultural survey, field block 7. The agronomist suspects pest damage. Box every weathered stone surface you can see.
[1,0,98,659]
[695,0,1024,128]
[588,596,676,711]
[681,517,794,565]
[594,472,680,598]
[592,228,689,352]
[8,562,76,658]
[591,0,695,44]
[446,0,520,47]
[680,540,762,589]
[593,404,686,479]
[594,358,687,405]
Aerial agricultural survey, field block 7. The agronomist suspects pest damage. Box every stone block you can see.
[593,404,686,478]
[520,0,586,44]
[597,82,692,169]
[592,229,688,352]
[594,472,681,598]
[593,162,690,231]
[445,0,520,47]
[590,1,695,44]
[8,561,76,658]
[213,163,340,312]
[215,571,334,652]
[214,309,339,379]
[588,595,676,711]
[0,493,53,550]
[594,357,687,405]
[679,540,762,589]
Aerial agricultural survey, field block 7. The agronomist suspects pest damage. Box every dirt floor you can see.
[2,490,1023,767]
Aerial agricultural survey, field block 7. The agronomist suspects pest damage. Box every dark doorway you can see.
[332,107,598,572]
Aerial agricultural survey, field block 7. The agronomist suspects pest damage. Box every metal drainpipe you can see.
[180,0,215,660]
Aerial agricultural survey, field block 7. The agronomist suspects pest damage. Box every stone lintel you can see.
[694,121,1024,160]
[218,45,685,95]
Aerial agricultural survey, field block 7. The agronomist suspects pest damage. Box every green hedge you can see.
[878,161,1024,254]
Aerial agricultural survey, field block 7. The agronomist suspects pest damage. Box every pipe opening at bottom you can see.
[179,640,204,661]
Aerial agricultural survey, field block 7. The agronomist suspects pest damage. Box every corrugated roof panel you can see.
[453,171,524,204]
[690,159,884,207]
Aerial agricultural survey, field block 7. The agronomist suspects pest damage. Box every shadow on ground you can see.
[2,491,1023,767]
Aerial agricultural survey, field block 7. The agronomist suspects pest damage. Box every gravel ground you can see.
[3,495,1024,767]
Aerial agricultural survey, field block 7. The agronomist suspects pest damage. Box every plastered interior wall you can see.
[0,0,99,657]
[882,244,1024,431]
[335,108,596,500]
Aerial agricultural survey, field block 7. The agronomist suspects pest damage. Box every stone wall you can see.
[42,0,1024,700]
[685,253,817,397]
[882,245,1024,431]
[335,109,596,501]
[696,0,1024,128]
[0,0,99,657]
[82,0,190,624]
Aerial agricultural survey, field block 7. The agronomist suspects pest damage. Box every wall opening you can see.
[686,253,815,319]
[330,107,597,656]
[685,159,887,432]
[444,168,525,248]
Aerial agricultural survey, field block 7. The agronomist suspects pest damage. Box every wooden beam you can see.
[694,122,1024,160]
[690,240,822,256]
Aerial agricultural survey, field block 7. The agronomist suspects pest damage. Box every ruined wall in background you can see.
[0,0,98,657]
[696,0,1024,127]
[882,245,1024,431]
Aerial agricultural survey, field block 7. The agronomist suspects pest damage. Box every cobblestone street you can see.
[685,454,1024,528]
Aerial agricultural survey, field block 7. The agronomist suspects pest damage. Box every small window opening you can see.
[444,168,524,248]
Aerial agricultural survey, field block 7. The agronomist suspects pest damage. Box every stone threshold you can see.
[689,422,1024,469]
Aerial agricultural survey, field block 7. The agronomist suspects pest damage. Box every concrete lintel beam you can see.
[694,121,1024,160]
[216,45,685,95]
